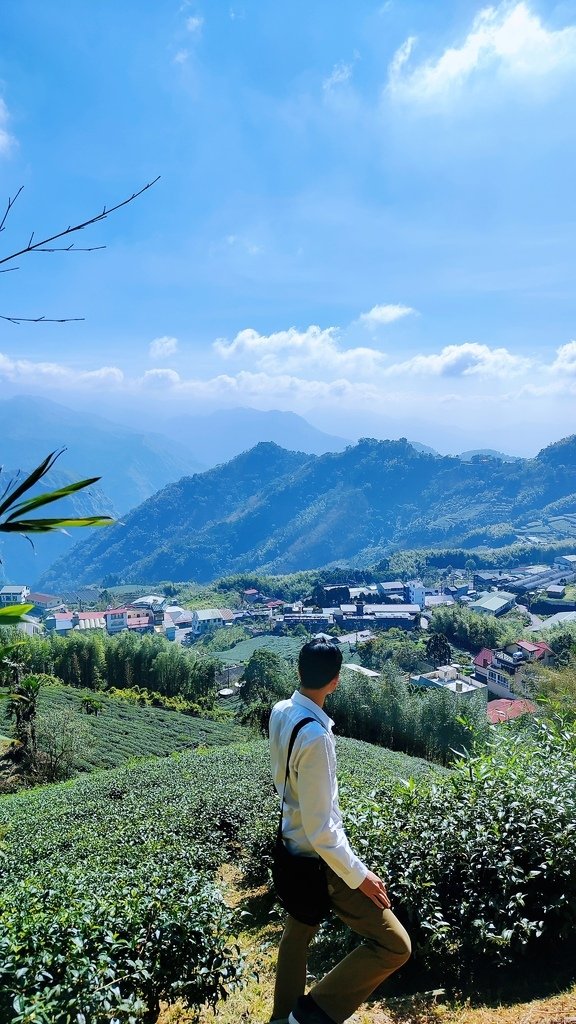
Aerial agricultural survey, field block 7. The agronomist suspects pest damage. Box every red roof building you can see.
[487,699,537,724]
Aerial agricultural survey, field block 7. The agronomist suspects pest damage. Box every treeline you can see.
[377,539,576,581]
[330,668,489,765]
[237,649,488,765]
[12,631,219,706]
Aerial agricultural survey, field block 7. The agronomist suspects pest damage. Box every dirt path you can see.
[158,866,576,1024]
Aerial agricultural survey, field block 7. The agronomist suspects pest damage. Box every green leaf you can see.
[1,517,114,533]
[0,603,34,623]
[0,450,63,517]
[4,477,103,521]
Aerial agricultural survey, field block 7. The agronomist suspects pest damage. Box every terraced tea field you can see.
[1,684,247,771]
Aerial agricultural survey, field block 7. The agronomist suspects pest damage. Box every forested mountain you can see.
[38,434,576,588]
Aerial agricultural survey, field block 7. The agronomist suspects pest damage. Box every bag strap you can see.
[276,716,317,843]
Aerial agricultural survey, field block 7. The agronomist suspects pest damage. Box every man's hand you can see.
[358,870,391,909]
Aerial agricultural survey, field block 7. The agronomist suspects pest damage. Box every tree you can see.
[238,649,293,733]
[425,632,452,668]
[6,674,43,760]
[34,708,93,782]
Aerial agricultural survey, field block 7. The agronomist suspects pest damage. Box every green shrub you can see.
[339,717,576,983]
[0,862,243,1023]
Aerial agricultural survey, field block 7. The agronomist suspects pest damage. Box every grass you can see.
[1,683,248,771]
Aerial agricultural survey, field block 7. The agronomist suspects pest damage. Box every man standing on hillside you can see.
[268,638,411,1024]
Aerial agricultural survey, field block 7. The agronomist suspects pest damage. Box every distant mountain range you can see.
[160,407,349,465]
[39,434,576,589]
[0,397,354,583]
[0,396,204,515]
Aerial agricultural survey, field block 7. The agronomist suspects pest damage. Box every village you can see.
[3,552,575,727]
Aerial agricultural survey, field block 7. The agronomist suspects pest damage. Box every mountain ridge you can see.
[38,434,576,588]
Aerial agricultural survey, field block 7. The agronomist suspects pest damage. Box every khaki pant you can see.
[272,867,411,1023]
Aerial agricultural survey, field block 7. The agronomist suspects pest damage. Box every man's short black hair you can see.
[298,638,343,690]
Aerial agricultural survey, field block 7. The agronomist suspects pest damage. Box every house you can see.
[0,585,30,606]
[104,608,153,634]
[130,595,166,608]
[473,570,520,591]
[473,640,553,698]
[469,591,516,616]
[70,612,106,631]
[425,594,455,609]
[243,589,261,604]
[546,584,566,598]
[528,610,576,631]
[16,617,43,637]
[405,580,425,610]
[164,606,194,629]
[410,664,488,702]
[333,602,421,633]
[44,612,75,636]
[377,581,405,598]
[27,592,62,612]
[349,585,380,602]
[487,699,537,725]
[343,663,381,678]
[445,582,471,601]
[338,630,375,645]
[190,607,235,635]
[554,554,576,572]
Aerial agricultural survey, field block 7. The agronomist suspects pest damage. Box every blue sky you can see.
[1,0,576,454]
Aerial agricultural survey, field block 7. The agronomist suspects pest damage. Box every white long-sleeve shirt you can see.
[269,690,368,890]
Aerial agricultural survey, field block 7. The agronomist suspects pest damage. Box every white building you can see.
[0,585,30,606]
[405,580,426,610]
[191,607,235,635]
[410,664,488,703]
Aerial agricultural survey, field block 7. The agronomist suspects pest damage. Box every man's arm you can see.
[296,732,388,900]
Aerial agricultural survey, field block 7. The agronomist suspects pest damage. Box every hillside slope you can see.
[40,435,576,588]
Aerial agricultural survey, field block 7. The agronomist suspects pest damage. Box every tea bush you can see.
[0,862,242,1024]
[339,717,576,984]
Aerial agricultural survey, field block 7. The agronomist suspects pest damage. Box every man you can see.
[268,638,411,1024]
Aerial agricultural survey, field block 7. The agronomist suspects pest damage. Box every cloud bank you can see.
[388,2,576,102]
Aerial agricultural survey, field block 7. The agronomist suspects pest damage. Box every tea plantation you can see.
[1,719,575,1021]
[1,683,247,771]
[0,738,433,1022]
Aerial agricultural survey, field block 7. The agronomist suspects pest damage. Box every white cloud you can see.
[323,62,353,93]
[213,325,388,376]
[149,335,179,359]
[173,49,189,65]
[0,352,124,387]
[0,98,15,155]
[388,3,576,102]
[359,303,416,327]
[550,340,576,376]
[139,368,182,389]
[384,342,531,378]
[224,233,264,256]
[186,15,204,33]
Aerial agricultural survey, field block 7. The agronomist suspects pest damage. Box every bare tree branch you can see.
[0,315,85,325]
[0,176,160,269]
[0,186,24,234]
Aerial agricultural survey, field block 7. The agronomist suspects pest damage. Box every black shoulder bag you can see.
[271,716,331,926]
